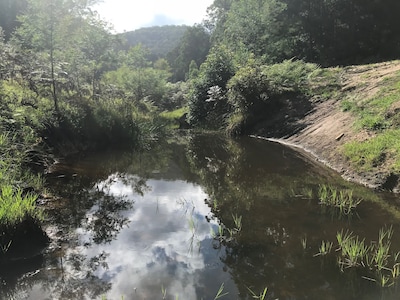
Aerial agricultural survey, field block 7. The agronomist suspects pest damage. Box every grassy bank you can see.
[341,67,400,173]
[0,132,48,260]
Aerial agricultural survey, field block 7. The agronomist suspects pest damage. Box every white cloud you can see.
[93,0,214,32]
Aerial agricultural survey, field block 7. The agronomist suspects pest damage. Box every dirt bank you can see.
[253,61,400,191]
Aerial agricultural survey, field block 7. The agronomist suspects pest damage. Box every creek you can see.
[2,133,400,300]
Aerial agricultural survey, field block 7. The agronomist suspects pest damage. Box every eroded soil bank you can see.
[252,61,400,192]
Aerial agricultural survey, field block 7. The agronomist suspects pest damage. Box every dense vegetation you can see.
[1,0,400,258]
[121,25,189,60]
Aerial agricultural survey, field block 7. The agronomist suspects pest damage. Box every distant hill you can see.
[119,25,190,60]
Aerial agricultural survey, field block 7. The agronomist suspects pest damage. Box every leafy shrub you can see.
[188,44,236,128]
[226,60,318,134]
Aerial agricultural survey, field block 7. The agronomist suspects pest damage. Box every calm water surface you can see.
[2,133,400,299]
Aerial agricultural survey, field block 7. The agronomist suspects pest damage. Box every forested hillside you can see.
[120,25,189,60]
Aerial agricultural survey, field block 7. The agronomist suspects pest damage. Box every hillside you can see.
[119,25,189,59]
[254,61,400,192]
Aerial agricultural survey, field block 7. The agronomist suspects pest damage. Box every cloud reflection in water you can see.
[81,175,229,299]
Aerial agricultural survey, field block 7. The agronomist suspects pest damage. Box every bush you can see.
[226,60,318,134]
[188,45,236,128]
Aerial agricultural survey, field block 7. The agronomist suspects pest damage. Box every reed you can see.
[371,226,393,270]
[318,184,361,215]
[232,214,242,233]
[339,235,369,269]
[301,236,307,250]
[319,226,400,288]
[247,287,268,300]
[314,240,333,257]
[214,283,229,299]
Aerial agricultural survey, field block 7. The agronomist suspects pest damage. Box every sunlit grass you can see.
[318,184,362,215]
[314,240,333,257]
[247,286,268,300]
[159,107,189,129]
[344,129,400,171]
[316,226,400,288]
[0,185,43,227]
[341,70,400,172]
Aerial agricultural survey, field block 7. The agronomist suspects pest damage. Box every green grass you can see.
[0,127,44,234]
[0,185,43,226]
[341,70,400,171]
[317,227,400,288]
[318,184,362,215]
[336,230,369,268]
[344,130,400,171]
[314,240,333,257]
[159,107,189,129]
[308,67,342,100]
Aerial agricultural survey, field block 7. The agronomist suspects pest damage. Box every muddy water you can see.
[2,133,400,299]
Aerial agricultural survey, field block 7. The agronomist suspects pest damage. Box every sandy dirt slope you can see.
[257,61,400,190]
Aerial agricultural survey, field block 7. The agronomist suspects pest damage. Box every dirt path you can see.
[257,61,400,190]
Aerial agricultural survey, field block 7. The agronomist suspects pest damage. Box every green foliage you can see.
[121,25,189,60]
[318,184,362,215]
[159,107,189,129]
[226,60,318,134]
[0,185,42,226]
[226,64,271,134]
[167,25,211,82]
[323,227,400,287]
[103,65,169,103]
[0,0,27,40]
[262,59,319,93]
[0,129,44,231]
[206,0,400,66]
[188,44,236,128]
[223,0,291,61]
[160,81,189,111]
[344,130,400,172]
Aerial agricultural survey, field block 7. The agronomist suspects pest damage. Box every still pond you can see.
[2,133,400,299]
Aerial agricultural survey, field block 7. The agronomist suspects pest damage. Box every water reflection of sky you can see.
[78,175,232,299]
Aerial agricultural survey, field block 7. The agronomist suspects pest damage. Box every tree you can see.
[167,25,211,82]
[203,0,233,42]
[103,45,170,106]
[69,16,122,100]
[12,0,103,115]
[0,0,27,40]
[223,0,294,62]
[207,0,400,66]
[188,44,236,128]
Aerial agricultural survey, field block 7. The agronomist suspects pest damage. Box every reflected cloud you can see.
[77,176,224,299]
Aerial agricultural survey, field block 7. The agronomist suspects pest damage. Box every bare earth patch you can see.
[256,61,400,190]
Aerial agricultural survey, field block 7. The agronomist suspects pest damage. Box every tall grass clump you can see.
[318,184,362,215]
[336,230,370,269]
[317,226,400,288]
[0,185,43,226]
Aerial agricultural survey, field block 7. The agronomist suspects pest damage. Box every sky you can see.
[93,0,215,33]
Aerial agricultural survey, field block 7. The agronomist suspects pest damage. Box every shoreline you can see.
[250,134,384,191]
